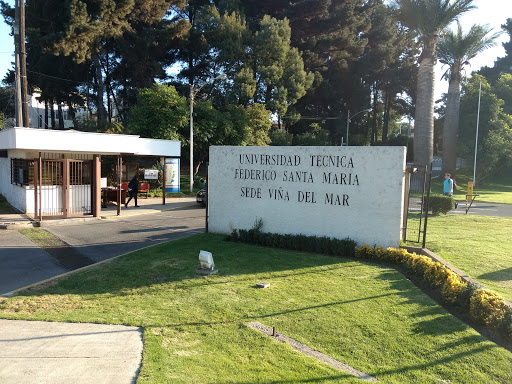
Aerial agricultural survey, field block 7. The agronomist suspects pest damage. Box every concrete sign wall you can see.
[209,146,407,248]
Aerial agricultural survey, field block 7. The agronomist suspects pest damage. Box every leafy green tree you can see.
[0,86,15,119]
[269,128,293,145]
[285,0,371,139]
[358,2,418,144]
[438,22,500,177]
[396,0,474,166]
[190,102,272,173]
[292,123,329,146]
[128,83,188,140]
[51,0,183,121]
[252,15,313,117]
[494,73,512,116]
[478,18,512,84]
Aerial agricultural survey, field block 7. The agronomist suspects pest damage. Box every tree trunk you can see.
[44,100,49,129]
[441,75,461,178]
[50,99,56,129]
[413,39,437,166]
[58,103,65,130]
[382,90,391,143]
[92,51,107,122]
[371,85,378,145]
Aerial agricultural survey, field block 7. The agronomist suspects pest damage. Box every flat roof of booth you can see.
[0,127,181,157]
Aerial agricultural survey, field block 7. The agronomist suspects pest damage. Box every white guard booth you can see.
[0,127,180,219]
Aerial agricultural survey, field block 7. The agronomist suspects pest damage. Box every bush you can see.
[456,282,478,308]
[470,289,509,327]
[425,194,454,214]
[502,308,512,338]
[227,224,356,258]
[441,272,467,303]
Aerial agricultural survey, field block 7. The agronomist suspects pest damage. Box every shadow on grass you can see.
[368,343,498,378]
[478,267,512,282]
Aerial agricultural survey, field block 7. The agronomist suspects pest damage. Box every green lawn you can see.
[1,234,511,383]
[422,214,512,302]
[0,194,16,214]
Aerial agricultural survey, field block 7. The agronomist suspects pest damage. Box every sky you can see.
[0,0,510,101]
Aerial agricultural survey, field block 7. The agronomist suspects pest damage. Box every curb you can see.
[101,203,198,220]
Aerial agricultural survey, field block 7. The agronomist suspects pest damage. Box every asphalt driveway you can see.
[45,205,206,263]
[451,201,512,217]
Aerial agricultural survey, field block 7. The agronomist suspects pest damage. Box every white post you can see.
[473,81,482,187]
[190,85,194,193]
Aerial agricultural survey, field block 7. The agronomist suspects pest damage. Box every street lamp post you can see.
[189,74,226,193]
[345,108,370,146]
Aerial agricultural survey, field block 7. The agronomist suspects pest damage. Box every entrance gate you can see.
[402,165,431,247]
[34,159,93,219]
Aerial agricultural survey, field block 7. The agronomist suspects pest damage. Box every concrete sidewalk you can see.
[0,319,143,384]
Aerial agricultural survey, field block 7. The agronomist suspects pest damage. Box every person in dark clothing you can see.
[125,176,139,208]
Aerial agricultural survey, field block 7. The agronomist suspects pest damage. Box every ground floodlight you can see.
[199,250,215,270]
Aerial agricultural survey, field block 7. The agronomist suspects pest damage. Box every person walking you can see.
[125,175,139,208]
[443,173,458,208]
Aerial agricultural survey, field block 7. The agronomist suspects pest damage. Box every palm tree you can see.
[438,22,501,178]
[396,0,474,166]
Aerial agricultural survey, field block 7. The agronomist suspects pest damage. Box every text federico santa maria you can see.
[234,154,359,206]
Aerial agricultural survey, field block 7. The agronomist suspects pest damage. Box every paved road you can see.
[450,201,512,218]
[45,205,206,263]
[0,231,68,294]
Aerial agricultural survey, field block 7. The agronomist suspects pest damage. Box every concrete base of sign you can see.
[196,268,218,276]
[256,282,270,288]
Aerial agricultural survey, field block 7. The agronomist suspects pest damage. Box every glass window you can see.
[11,159,34,186]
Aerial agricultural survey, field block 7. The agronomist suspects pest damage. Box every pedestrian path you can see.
[0,319,142,384]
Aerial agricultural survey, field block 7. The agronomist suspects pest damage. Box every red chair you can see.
[139,182,149,198]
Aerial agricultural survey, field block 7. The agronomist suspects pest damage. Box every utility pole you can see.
[20,0,29,127]
[14,0,29,127]
[14,0,22,126]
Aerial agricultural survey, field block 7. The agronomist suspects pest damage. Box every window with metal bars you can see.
[11,159,34,186]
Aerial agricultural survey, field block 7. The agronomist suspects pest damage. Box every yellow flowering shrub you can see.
[441,272,467,303]
[470,289,508,327]
[423,261,450,288]
[386,247,408,263]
